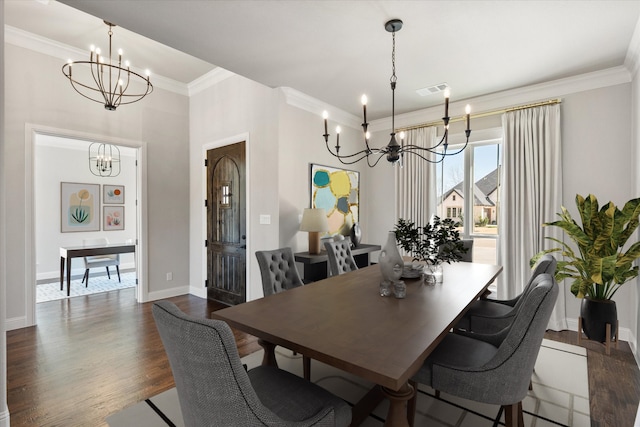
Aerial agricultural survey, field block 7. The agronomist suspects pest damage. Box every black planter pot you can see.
[580,297,617,343]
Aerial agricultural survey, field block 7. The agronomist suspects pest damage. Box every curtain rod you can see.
[396,98,562,133]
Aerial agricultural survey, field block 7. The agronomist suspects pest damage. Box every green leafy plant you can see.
[394,216,467,265]
[71,206,89,223]
[531,194,640,300]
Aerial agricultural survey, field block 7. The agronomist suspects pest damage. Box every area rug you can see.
[36,271,136,303]
[106,339,589,427]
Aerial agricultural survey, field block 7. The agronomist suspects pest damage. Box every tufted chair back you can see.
[324,238,358,276]
[256,248,304,296]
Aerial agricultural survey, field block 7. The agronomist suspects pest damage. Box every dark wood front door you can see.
[206,142,246,305]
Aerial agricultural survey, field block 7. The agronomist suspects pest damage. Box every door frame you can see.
[197,133,251,301]
[25,123,148,327]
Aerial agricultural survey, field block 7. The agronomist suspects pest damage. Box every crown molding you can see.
[188,67,236,96]
[374,65,632,132]
[280,87,362,130]
[4,25,188,96]
[625,16,640,76]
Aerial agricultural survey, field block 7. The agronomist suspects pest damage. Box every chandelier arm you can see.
[402,149,447,164]
[324,140,373,160]
[367,152,389,167]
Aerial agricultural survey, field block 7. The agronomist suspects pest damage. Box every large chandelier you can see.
[322,19,472,166]
[62,21,153,111]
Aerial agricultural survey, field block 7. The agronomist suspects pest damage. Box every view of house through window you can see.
[436,138,502,265]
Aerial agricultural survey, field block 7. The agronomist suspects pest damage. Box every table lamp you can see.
[300,208,329,254]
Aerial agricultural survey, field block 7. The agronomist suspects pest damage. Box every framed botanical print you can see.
[103,206,125,231]
[103,185,125,204]
[60,182,100,232]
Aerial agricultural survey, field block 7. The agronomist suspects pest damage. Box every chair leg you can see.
[106,266,111,280]
[116,265,121,283]
[303,356,311,381]
[82,269,89,287]
[407,380,418,427]
[503,402,524,427]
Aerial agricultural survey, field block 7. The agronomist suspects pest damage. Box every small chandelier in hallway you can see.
[89,142,120,177]
[62,21,153,111]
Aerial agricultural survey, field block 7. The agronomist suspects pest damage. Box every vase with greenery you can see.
[531,193,640,342]
[394,216,467,283]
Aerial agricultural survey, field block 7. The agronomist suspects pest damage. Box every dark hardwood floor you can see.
[6,288,640,426]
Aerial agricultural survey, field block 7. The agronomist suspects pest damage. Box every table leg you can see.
[66,257,72,296]
[60,256,65,291]
[257,339,278,368]
[381,382,414,427]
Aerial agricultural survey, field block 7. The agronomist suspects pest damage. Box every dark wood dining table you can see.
[213,261,502,426]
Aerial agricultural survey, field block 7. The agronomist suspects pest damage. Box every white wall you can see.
[4,42,190,329]
[34,136,137,280]
[189,73,280,302]
[0,1,9,424]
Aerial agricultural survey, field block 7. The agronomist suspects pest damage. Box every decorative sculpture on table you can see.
[379,231,404,297]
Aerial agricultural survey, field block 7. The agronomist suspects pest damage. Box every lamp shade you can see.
[300,208,329,232]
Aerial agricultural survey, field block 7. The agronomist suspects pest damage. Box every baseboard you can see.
[0,407,10,427]
[566,317,631,343]
[146,285,190,302]
[5,316,28,331]
[37,263,136,281]
[189,285,207,299]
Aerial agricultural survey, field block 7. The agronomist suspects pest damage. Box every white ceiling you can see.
[5,0,640,120]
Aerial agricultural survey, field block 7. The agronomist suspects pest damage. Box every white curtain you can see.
[395,127,437,224]
[499,104,566,330]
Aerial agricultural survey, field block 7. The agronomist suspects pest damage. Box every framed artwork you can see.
[103,185,125,204]
[103,206,125,231]
[309,163,360,236]
[60,182,100,232]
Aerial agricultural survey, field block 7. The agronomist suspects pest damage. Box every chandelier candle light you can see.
[322,19,472,166]
[62,21,153,111]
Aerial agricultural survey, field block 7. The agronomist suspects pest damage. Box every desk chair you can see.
[256,247,311,380]
[153,301,351,427]
[324,238,357,276]
[82,238,120,288]
[408,274,559,427]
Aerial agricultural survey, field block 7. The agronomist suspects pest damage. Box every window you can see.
[436,133,502,265]
[220,182,231,208]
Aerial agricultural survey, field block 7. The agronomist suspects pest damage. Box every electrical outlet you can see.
[166,272,173,281]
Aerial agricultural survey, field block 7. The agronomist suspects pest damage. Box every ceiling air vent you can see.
[416,83,449,97]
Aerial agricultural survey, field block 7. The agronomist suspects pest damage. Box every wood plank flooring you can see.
[6,288,640,426]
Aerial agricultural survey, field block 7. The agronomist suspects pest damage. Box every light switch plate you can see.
[259,214,271,225]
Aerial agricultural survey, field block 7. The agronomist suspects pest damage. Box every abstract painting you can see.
[60,182,100,232]
[103,185,125,204]
[310,163,359,236]
[103,206,125,231]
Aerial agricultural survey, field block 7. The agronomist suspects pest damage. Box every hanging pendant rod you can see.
[396,98,562,133]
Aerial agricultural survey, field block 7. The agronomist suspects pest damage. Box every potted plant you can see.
[531,194,640,343]
[394,216,467,283]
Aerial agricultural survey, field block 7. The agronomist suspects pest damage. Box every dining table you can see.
[213,261,503,426]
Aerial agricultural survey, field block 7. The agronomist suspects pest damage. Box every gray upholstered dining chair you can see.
[256,247,304,295]
[324,238,358,276]
[408,273,558,427]
[455,254,556,333]
[152,301,352,427]
[82,237,120,287]
[255,248,311,380]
